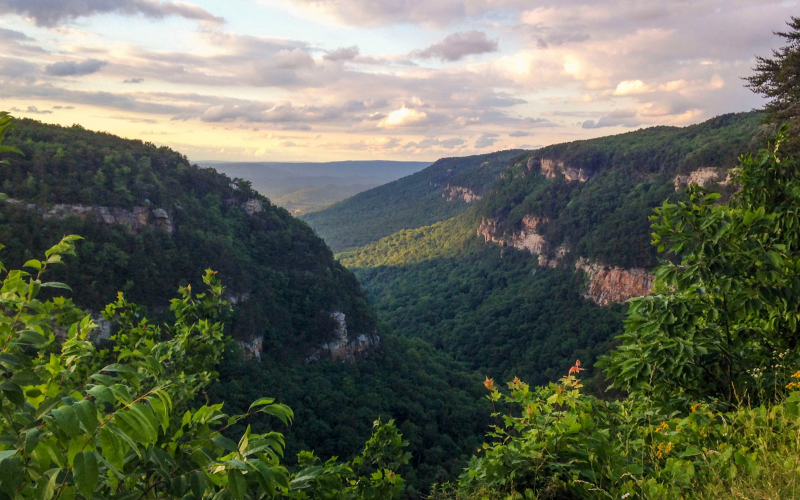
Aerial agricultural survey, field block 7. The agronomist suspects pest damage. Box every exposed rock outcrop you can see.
[443,185,482,203]
[239,337,264,361]
[574,258,654,306]
[243,199,264,215]
[527,158,589,182]
[5,199,175,234]
[306,312,380,363]
[478,215,567,267]
[673,167,731,191]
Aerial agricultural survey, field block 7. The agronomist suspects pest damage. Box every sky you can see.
[0,0,793,161]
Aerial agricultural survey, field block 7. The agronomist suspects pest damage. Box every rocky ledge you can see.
[478,215,568,267]
[527,157,589,182]
[5,199,174,234]
[673,167,733,191]
[574,258,654,306]
[443,184,481,203]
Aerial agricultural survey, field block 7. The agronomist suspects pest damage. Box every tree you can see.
[0,112,22,165]
[599,127,800,406]
[747,17,800,140]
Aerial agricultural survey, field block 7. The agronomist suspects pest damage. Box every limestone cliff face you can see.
[305,312,380,363]
[527,158,589,182]
[4,200,176,234]
[477,215,567,267]
[443,184,482,203]
[673,167,731,191]
[4,198,267,233]
[574,258,654,306]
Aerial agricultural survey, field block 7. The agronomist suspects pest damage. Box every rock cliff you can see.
[574,258,654,306]
[673,167,730,191]
[527,158,589,182]
[443,185,481,203]
[305,312,380,363]
[477,215,567,267]
[4,199,176,234]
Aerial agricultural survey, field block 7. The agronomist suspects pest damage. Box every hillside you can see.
[303,150,522,252]
[0,118,488,494]
[337,112,765,387]
[199,160,430,215]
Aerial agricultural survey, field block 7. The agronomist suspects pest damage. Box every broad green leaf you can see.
[73,451,99,500]
[227,468,246,500]
[52,405,82,438]
[100,427,125,471]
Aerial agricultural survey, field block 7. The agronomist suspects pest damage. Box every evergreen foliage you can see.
[747,17,800,130]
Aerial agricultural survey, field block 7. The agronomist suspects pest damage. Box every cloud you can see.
[581,110,642,129]
[0,0,224,27]
[124,78,145,84]
[324,46,360,61]
[23,106,52,114]
[477,94,526,107]
[403,137,465,149]
[413,30,499,61]
[613,79,650,95]
[45,58,107,77]
[475,132,499,148]
[378,107,428,128]
[509,130,530,137]
[0,27,33,41]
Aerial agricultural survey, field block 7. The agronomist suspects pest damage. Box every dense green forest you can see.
[0,117,489,494]
[481,112,764,268]
[303,150,521,252]
[339,211,625,388]
[0,118,377,351]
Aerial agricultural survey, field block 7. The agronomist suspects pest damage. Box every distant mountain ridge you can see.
[197,160,430,215]
[303,150,522,252]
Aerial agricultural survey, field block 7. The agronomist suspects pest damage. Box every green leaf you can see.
[227,469,246,500]
[248,397,275,411]
[37,468,61,500]
[74,400,98,436]
[52,405,82,438]
[100,427,125,471]
[41,282,73,291]
[190,471,207,498]
[73,451,99,500]
[212,435,239,453]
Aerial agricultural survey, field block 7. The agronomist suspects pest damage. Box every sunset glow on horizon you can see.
[0,0,792,162]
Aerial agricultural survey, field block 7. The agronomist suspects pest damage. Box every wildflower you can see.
[655,421,668,433]
[691,403,702,412]
[787,381,800,390]
[792,370,800,379]
[484,377,495,391]
[622,494,630,499]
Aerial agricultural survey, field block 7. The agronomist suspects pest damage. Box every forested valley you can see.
[3,16,800,500]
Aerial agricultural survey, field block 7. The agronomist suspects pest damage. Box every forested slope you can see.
[0,118,488,495]
[303,150,521,252]
[337,112,765,389]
